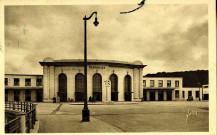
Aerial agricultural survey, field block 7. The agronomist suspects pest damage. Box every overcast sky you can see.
[5,4,208,75]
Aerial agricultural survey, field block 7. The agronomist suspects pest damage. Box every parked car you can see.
[187,96,193,101]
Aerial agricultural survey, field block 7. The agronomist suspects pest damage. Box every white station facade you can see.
[40,57,146,102]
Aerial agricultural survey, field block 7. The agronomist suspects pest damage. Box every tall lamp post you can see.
[198,82,201,101]
[82,11,99,122]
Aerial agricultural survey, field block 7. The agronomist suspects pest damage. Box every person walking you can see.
[89,96,92,102]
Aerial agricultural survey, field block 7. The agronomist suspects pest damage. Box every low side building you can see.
[5,74,43,102]
[143,77,183,101]
[143,77,208,101]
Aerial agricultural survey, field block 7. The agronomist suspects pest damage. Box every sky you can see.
[4,4,208,75]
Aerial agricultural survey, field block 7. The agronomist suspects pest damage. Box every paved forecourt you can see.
[37,101,209,132]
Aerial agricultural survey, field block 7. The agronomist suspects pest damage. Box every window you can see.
[188,91,192,97]
[204,86,208,88]
[167,80,171,87]
[36,79,42,86]
[143,80,146,87]
[175,90,179,98]
[14,90,20,102]
[25,78,31,86]
[5,78,8,86]
[175,80,179,87]
[93,73,102,92]
[150,80,154,87]
[14,78,20,86]
[158,80,163,87]
[182,91,185,98]
[196,91,199,98]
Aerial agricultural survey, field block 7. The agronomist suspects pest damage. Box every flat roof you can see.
[5,74,43,76]
[40,59,146,68]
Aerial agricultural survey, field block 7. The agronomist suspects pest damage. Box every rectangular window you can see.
[182,91,185,98]
[158,80,163,87]
[25,78,31,86]
[14,78,20,86]
[175,80,179,87]
[167,80,171,87]
[175,90,179,98]
[5,78,8,86]
[14,90,20,102]
[36,79,43,86]
[150,80,154,87]
[143,80,146,87]
[188,91,192,97]
[196,91,199,98]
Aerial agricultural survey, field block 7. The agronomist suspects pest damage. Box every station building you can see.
[39,57,146,102]
[4,57,209,102]
[143,77,209,101]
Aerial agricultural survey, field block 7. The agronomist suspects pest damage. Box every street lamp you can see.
[198,82,201,101]
[82,11,99,122]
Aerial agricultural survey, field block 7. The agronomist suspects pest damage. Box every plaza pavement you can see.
[37,101,209,133]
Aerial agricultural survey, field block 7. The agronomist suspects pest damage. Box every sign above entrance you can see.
[89,65,105,69]
[105,80,111,87]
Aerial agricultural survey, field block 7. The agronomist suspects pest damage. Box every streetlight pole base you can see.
[82,109,90,122]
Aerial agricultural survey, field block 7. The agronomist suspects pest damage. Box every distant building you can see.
[5,74,43,102]
[143,77,209,101]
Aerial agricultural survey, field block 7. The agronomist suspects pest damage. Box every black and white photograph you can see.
[1,0,216,134]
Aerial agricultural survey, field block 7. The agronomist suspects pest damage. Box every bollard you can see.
[17,113,26,133]
[33,104,38,121]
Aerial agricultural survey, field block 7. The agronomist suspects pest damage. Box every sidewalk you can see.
[38,114,123,133]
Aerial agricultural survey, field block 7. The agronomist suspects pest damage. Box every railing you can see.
[5,102,37,133]
[5,117,21,133]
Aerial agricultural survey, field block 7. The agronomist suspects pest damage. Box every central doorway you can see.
[158,91,163,101]
[124,75,132,101]
[75,73,85,102]
[58,73,67,102]
[110,74,118,101]
[92,73,102,101]
[167,91,172,101]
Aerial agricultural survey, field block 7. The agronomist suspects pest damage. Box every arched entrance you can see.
[124,75,132,101]
[93,73,102,101]
[75,73,85,102]
[110,74,118,101]
[58,73,67,102]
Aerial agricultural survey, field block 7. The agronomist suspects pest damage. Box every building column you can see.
[49,66,55,100]
[43,66,48,101]
[19,90,25,102]
[67,73,74,101]
[155,90,158,101]
[133,68,139,101]
[31,90,37,102]
[172,90,175,100]
[146,90,150,101]
[87,73,93,101]
[179,90,182,101]
[163,90,167,101]
[118,74,124,101]
[8,90,14,102]
[139,68,143,100]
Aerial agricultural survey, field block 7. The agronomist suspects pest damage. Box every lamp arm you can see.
[83,11,97,20]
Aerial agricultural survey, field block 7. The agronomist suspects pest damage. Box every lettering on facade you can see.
[89,65,105,69]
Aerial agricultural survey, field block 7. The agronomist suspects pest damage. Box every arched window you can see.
[75,73,85,92]
[124,75,131,93]
[110,74,118,101]
[75,73,85,101]
[110,74,118,92]
[59,73,67,102]
[124,75,131,101]
[93,73,102,101]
